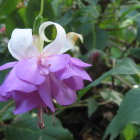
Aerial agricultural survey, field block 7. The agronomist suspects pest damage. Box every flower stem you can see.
[33,0,44,34]
[39,0,44,16]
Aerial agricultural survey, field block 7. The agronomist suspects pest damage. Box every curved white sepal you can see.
[8,29,39,60]
[39,21,67,56]
[58,32,83,54]
[67,32,83,45]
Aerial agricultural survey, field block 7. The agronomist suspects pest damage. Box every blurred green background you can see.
[1,0,140,140]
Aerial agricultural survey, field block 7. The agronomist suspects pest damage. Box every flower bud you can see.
[33,15,43,35]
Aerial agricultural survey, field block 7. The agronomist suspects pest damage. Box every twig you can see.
[114,75,133,88]
[0,101,14,113]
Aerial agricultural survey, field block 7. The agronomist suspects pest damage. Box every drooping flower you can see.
[0,21,91,127]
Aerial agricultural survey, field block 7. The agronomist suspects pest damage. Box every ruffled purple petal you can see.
[63,76,84,90]
[71,57,91,67]
[0,62,17,71]
[55,66,79,80]
[45,54,70,72]
[12,91,30,101]
[50,74,76,105]
[15,58,46,85]
[14,91,41,114]
[0,94,9,101]
[72,65,92,81]
[55,65,92,81]
[0,68,37,96]
[38,77,55,112]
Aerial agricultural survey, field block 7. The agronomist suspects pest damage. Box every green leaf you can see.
[100,89,123,105]
[121,124,137,140]
[0,0,20,17]
[137,26,140,43]
[128,48,140,59]
[6,12,25,36]
[110,47,122,59]
[77,22,92,36]
[95,28,108,50]
[57,12,73,26]
[103,88,140,140]
[124,28,136,44]
[85,0,98,5]
[120,5,140,20]
[4,114,74,140]
[79,58,140,94]
[87,97,98,117]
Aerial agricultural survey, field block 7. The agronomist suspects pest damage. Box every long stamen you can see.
[45,107,56,126]
[45,107,52,115]
[37,104,45,129]
[52,113,56,127]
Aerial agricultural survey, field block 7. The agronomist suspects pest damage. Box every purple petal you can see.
[0,62,17,71]
[0,94,8,101]
[55,66,79,80]
[15,58,46,85]
[12,91,31,101]
[38,77,55,112]
[14,91,41,114]
[45,54,70,72]
[50,74,76,105]
[55,65,92,81]
[71,57,91,67]
[63,76,84,90]
[1,68,37,96]
[72,65,92,81]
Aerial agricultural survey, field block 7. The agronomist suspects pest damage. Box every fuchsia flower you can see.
[0,21,91,127]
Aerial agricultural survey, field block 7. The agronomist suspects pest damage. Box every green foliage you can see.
[1,0,140,139]
[87,97,98,117]
[100,89,123,106]
[103,88,140,140]
[79,58,140,94]
[121,124,137,140]
[3,114,74,140]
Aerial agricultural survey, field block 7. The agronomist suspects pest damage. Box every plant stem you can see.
[0,101,14,113]
[39,0,44,16]
[114,75,133,88]
[92,23,96,50]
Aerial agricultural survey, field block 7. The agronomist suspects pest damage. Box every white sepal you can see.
[8,29,39,60]
[58,32,83,54]
[39,21,67,56]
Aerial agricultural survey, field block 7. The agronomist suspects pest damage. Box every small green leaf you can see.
[110,47,122,59]
[87,97,98,117]
[95,28,108,50]
[128,48,140,59]
[121,124,137,140]
[137,26,140,43]
[100,89,123,105]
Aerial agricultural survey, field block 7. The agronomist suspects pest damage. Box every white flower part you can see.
[39,21,67,56]
[66,32,83,44]
[8,29,39,60]
[58,32,83,54]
